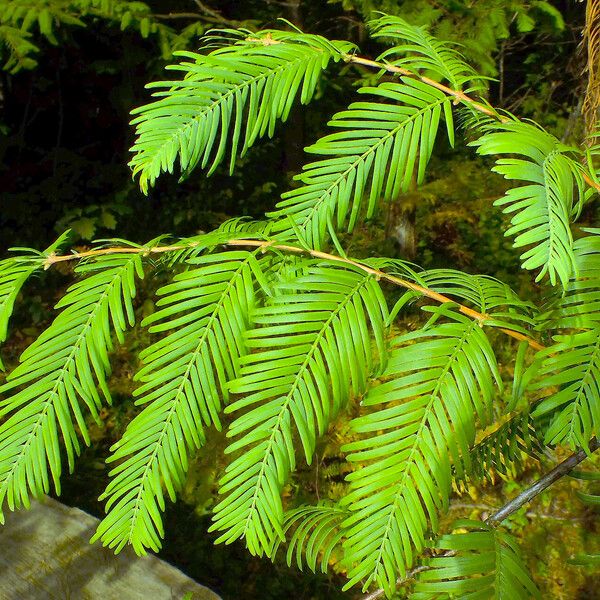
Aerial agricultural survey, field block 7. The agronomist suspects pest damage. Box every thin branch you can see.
[486,437,600,525]
[153,1,239,26]
[153,12,203,20]
[41,238,545,351]
[42,243,192,266]
[341,52,600,193]
[360,438,600,599]
[344,54,498,117]
[192,0,239,26]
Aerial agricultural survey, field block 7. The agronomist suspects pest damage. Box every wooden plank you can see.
[0,496,221,600]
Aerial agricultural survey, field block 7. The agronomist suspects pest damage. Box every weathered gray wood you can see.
[0,496,221,600]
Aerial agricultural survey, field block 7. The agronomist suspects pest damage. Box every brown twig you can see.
[192,0,239,26]
[42,238,545,351]
[153,1,239,26]
[339,52,600,192]
[153,12,203,20]
[42,243,195,267]
[343,54,498,117]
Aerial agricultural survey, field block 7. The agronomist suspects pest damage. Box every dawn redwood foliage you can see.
[0,15,599,598]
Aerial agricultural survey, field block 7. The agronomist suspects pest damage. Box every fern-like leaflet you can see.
[413,520,540,599]
[417,269,536,333]
[272,503,346,573]
[569,469,600,566]
[341,305,501,596]
[0,232,71,368]
[93,250,268,554]
[129,29,353,193]
[210,262,387,556]
[0,258,40,369]
[542,228,600,329]
[368,14,485,92]
[455,413,543,488]
[0,252,143,521]
[471,120,585,287]
[530,329,600,449]
[528,228,600,448]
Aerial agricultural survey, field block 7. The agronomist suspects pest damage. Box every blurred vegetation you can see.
[1,1,599,598]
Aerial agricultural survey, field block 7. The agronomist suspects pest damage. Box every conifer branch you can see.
[341,52,600,193]
[2,15,597,597]
[42,238,545,351]
[235,34,600,193]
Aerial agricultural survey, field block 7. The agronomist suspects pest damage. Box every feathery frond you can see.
[93,250,267,554]
[0,252,143,521]
[272,503,346,573]
[530,328,600,449]
[129,29,354,193]
[341,305,501,596]
[210,263,387,556]
[471,120,585,288]
[0,257,44,371]
[413,520,541,599]
[0,232,72,366]
[0,257,42,367]
[455,413,543,489]
[368,14,484,92]
[271,79,455,248]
